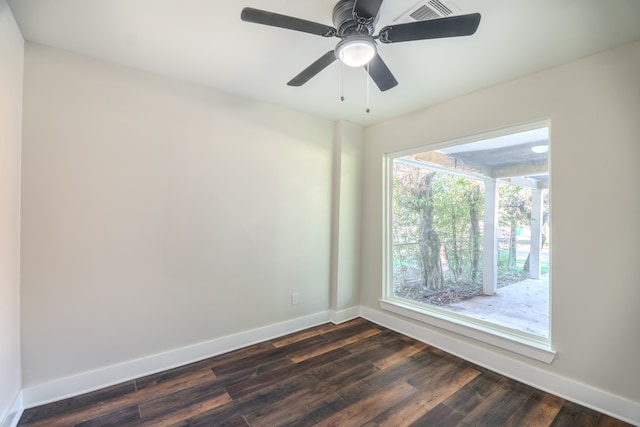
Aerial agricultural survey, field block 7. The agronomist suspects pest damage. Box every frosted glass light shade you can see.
[336,36,377,67]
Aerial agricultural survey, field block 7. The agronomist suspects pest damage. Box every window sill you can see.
[380,298,556,364]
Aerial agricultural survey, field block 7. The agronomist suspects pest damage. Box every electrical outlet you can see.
[291,292,299,305]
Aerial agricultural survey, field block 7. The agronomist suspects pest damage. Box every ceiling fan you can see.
[241,0,481,92]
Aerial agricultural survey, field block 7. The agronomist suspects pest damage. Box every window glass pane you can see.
[389,127,550,338]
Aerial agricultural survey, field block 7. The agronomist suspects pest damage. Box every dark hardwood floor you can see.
[18,318,632,426]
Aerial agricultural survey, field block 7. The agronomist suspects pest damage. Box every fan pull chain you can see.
[341,61,345,101]
[365,63,370,113]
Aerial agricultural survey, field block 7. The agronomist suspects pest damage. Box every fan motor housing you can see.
[332,0,377,37]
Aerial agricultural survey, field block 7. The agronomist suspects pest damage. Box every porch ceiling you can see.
[409,128,549,189]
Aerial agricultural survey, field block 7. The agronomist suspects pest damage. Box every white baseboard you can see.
[360,306,640,426]
[22,311,331,408]
[330,306,360,324]
[1,391,23,427]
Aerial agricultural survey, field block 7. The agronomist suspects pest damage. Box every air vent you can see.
[410,5,444,21]
[394,0,461,23]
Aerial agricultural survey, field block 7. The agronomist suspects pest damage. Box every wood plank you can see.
[336,349,444,406]
[136,390,231,426]
[224,347,352,400]
[504,389,565,427]
[18,382,138,427]
[281,394,351,427]
[370,339,428,370]
[405,350,468,389]
[135,367,218,398]
[288,327,382,363]
[314,380,417,426]
[18,381,136,425]
[369,364,481,426]
[178,368,322,426]
[270,319,367,348]
[211,353,295,387]
[73,405,140,427]
[211,335,324,378]
[595,414,635,427]
[442,370,507,415]
[134,358,218,389]
[172,410,249,427]
[271,328,322,348]
[342,329,411,356]
[242,388,345,426]
[550,401,603,427]
[206,341,275,368]
[316,319,381,343]
[137,383,231,421]
[457,378,533,426]
[314,317,369,334]
[408,402,464,427]
[307,358,380,396]
[20,366,218,427]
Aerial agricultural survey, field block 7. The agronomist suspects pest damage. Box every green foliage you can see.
[431,173,484,284]
[393,162,484,288]
[498,183,531,227]
[392,159,550,294]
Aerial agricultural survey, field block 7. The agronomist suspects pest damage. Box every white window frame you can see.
[380,121,556,363]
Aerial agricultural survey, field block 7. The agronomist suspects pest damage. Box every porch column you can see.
[529,189,543,279]
[483,178,498,295]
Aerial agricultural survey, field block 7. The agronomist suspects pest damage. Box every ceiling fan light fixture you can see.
[336,35,377,67]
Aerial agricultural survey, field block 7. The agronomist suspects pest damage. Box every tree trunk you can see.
[418,172,444,291]
[508,220,517,270]
[450,204,460,280]
[420,226,443,291]
[468,186,481,283]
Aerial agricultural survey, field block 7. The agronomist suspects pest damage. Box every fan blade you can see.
[353,0,384,21]
[366,54,398,91]
[241,7,337,37]
[378,13,481,43]
[288,51,337,87]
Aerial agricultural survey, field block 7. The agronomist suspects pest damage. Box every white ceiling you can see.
[8,0,640,126]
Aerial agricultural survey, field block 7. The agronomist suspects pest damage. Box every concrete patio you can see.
[444,275,549,337]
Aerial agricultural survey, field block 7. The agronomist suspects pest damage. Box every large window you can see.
[383,124,553,361]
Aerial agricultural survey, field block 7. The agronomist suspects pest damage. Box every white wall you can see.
[0,1,23,425]
[329,121,363,321]
[20,43,336,388]
[361,41,640,407]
